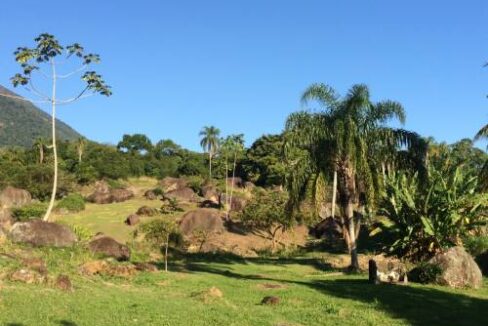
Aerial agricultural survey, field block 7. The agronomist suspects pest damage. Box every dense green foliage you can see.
[284,83,425,269]
[56,193,86,212]
[378,166,488,260]
[12,202,48,221]
[240,189,292,251]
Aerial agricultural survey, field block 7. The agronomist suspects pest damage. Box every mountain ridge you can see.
[0,85,82,147]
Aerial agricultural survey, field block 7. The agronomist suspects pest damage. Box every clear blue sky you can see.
[1,0,487,150]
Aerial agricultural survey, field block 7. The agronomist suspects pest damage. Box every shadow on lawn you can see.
[186,262,488,326]
[172,250,335,272]
[5,320,78,326]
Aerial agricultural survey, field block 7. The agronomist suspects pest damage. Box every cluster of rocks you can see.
[86,181,134,204]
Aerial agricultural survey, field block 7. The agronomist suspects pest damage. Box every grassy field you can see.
[1,251,487,326]
[1,178,487,326]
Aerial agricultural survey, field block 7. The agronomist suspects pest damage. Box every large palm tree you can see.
[285,83,425,270]
[199,126,220,179]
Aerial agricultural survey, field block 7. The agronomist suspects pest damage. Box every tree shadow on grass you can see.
[56,320,78,326]
[186,262,488,326]
[174,250,336,272]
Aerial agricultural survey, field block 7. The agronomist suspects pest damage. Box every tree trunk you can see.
[39,146,44,164]
[337,157,360,271]
[209,151,212,179]
[331,170,337,218]
[224,156,229,213]
[164,238,169,272]
[229,151,237,213]
[43,60,57,222]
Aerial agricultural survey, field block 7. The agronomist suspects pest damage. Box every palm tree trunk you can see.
[43,60,57,222]
[209,151,212,179]
[229,151,237,214]
[338,158,360,271]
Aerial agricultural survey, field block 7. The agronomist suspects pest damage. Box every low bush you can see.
[56,193,86,212]
[408,262,443,284]
[464,235,488,257]
[11,202,48,221]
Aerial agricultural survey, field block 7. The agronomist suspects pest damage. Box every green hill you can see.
[0,85,82,147]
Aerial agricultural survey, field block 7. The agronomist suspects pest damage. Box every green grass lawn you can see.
[3,180,486,326]
[0,252,487,326]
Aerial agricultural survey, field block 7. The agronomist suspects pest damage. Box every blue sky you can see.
[1,1,487,150]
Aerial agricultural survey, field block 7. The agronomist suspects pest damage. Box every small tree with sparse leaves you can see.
[239,189,293,252]
[0,33,111,222]
[138,219,181,272]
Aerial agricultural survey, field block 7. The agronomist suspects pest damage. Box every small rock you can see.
[80,260,108,276]
[10,269,42,284]
[125,214,140,226]
[89,235,130,261]
[55,274,73,291]
[104,264,137,278]
[22,257,47,275]
[144,190,157,200]
[134,262,159,272]
[261,296,280,305]
[136,206,158,217]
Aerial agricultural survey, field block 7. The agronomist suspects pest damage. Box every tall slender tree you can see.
[285,83,425,270]
[76,137,87,163]
[33,137,48,164]
[199,126,220,179]
[228,134,245,209]
[1,33,111,222]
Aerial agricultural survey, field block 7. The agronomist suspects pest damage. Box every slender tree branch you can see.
[56,87,91,104]
[25,79,50,100]
[57,64,88,79]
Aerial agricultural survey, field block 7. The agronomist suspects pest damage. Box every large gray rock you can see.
[88,235,130,261]
[160,177,188,193]
[219,194,247,212]
[179,208,224,236]
[165,187,198,203]
[429,246,483,289]
[86,181,134,204]
[9,220,77,247]
[0,186,32,208]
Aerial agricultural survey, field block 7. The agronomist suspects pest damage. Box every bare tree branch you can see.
[57,64,88,79]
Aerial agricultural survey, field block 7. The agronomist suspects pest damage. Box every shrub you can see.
[138,219,182,271]
[464,235,488,257]
[69,224,94,242]
[186,175,204,194]
[12,202,48,221]
[239,188,293,252]
[106,179,126,190]
[152,187,164,196]
[408,262,443,284]
[378,167,488,260]
[56,193,85,212]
